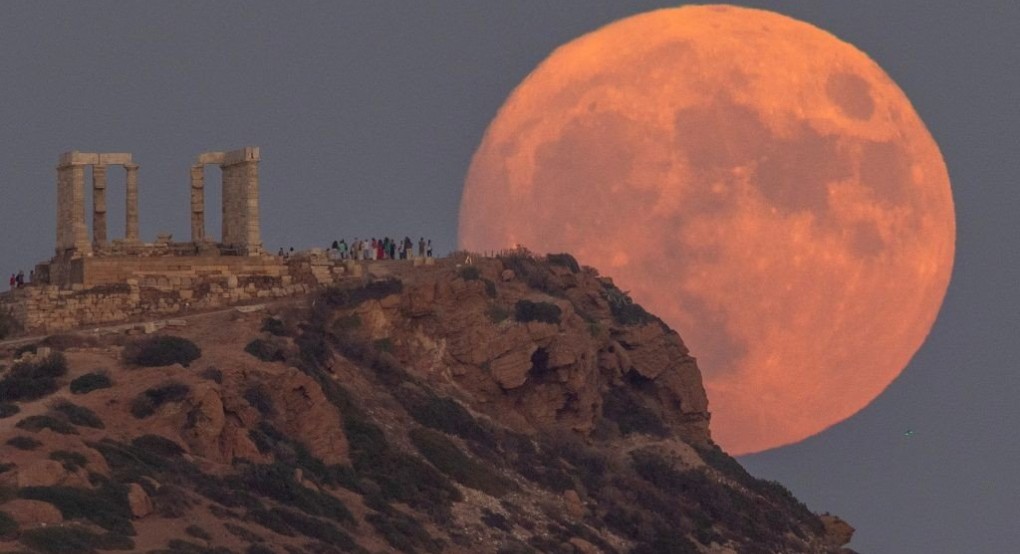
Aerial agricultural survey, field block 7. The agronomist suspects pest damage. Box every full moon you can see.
[459,6,955,454]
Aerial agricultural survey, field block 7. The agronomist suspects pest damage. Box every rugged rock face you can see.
[0,253,854,553]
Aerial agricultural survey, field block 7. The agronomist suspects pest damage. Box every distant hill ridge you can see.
[0,253,855,553]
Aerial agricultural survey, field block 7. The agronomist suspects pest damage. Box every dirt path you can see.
[0,296,309,350]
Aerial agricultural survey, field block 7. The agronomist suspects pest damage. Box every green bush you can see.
[321,278,403,309]
[483,278,498,298]
[244,384,276,416]
[345,416,462,520]
[459,266,482,281]
[52,401,105,429]
[184,524,212,541]
[602,282,657,326]
[19,525,134,553]
[514,300,561,324]
[16,414,78,435]
[365,507,440,554]
[49,450,89,471]
[410,427,512,497]
[123,335,201,367]
[0,353,68,402]
[70,371,112,394]
[7,435,42,450]
[251,507,359,550]
[487,304,510,324]
[239,462,354,523]
[130,381,191,419]
[18,481,134,535]
[261,317,288,337]
[244,339,285,362]
[0,509,16,537]
[0,402,19,418]
[132,434,186,458]
[396,389,496,448]
[602,387,667,438]
[0,308,20,340]
[546,253,581,273]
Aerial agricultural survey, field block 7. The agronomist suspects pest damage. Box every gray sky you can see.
[1,2,1016,552]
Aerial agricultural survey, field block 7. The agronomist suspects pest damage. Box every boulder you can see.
[127,483,153,518]
[0,499,63,527]
[490,346,536,390]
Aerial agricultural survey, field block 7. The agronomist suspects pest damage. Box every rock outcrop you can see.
[0,252,854,553]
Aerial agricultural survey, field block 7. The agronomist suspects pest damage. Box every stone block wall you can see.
[0,251,352,334]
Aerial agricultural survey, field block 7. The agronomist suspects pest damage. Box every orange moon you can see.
[459,5,955,454]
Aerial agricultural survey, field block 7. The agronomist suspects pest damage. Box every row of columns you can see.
[189,147,262,256]
[57,147,261,257]
[56,152,138,255]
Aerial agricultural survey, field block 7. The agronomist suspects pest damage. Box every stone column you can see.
[92,165,108,247]
[220,147,262,255]
[242,160,261,255]
[56,166,70,254]
[190,164,205,242]
[124,163,140,242]
[70,164,90,254]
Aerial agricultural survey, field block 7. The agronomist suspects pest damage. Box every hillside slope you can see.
[0,253,854,553]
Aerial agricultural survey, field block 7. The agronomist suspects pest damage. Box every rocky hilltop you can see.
[0,253,854,553]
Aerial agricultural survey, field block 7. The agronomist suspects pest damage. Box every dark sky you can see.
[1,2,1016,552]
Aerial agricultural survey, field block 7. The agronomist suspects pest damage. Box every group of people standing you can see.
[330,236,432,261]
[8,270,28,289]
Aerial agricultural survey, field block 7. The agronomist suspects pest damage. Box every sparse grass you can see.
[70,371,112,394]
[130,381,190,419]
[514,300,561,324]
[18,525,134,553]
[15,414,79,435]
[49,450,89,471]
[51,400,105,429]
[200,367,224,384]
[0,352,68,402]
[458,266,481,281]
[7,435,42,450]
[0,402,19,419]
[123,335,201,367]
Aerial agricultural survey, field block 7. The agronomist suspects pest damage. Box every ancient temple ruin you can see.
[40,147,268,288]
[0,146,356,333]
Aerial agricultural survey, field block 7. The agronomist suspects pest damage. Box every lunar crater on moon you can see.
[460,6,954,454]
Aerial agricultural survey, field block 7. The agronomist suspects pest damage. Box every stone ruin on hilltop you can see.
[0,147,383,334]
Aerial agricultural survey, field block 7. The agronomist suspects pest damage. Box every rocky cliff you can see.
[0,252,854,553]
